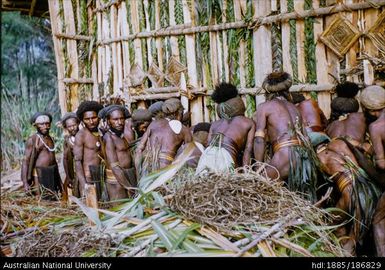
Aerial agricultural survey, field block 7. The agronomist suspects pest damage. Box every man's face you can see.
[36,121,51,135]
[138,121,150,135]
[65,118,79,136]
[107,110,125,132]
[82,111,99,130]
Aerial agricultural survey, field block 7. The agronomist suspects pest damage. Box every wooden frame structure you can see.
[48,0,385,124]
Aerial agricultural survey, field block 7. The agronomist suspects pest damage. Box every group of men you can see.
[21,71,385,256]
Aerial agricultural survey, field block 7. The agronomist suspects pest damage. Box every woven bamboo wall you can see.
[48,0,385,125]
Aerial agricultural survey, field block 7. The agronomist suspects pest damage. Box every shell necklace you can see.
[36,133,56,152]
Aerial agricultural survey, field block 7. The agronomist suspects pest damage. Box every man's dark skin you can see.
[104,110,133,201]
[135,109,192,170]
[63,117,80,195]
[21,118,58,195]
[209,116,255,167]
[253,97,302,180]
[365,107,385,257]
[73,111,102,197]
[295,98,328,133]
[124,117,151,142]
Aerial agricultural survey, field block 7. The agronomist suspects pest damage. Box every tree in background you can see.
[1,12,62,172]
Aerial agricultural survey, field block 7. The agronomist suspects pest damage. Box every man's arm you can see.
[253,107,267,162]
[21,136,35,192]
[243,121,256,166]
[73,131,86,185]
[62,139,73,188]
[183,127,193,143]
[124,119,135,142]
[135,126,151,169]
[105,134,131,189]
[370,124,385,170]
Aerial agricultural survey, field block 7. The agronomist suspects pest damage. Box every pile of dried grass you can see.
[169,164,332,233]
[14,227,115,257]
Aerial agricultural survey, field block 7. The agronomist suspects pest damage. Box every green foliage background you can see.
[1,12,62,172]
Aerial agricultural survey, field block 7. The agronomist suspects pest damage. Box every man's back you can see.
[210,116,254,154]
[297,99,327,130]
[261,98,302,144]
[326,112,366,141]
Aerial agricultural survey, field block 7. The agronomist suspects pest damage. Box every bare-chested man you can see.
[253,72,318,202]
[360,85,385,257]
[176,122,211,169]
[317,82,381,255]
[101,105,136,202]
[148,101,165,121]
[291,93,330,147]
[73,101,104,199]
[61,112,81,198]
[21,112,62,200]
[196,83,255,174]
[135,98,192,179]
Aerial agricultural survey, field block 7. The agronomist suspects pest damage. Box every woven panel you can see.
[147,63,165,88]
[165,56,187,87]
[320,16,360,58]
[367,10,385,54]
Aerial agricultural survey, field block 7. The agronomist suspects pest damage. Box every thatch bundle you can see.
[169,166,328,232]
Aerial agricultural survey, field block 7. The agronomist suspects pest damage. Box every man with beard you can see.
[135,98,192,178]
[21,112,62,200]
[317,82,381,255]
[73,101,104,201]
[101,105,136,203]
[61,112,81,198]
[253,72,318,202]
[360,85,385,257]
[196,83,255,174]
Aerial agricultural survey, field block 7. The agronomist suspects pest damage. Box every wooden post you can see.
[183,0,202,125]
[325,6,340,85]
[280,0,293,76]
[314,0,331,118]
[85,183,98,225]
[223,0,229,82]
[102,7,112,95]
[155,0,164,71]
[294,0,306,83]
[89,2,99,100]
[130,0,143,68]
[363,6,379,85]
[143,0,154,66]
[48,0,67,115]
[235,0,247,109]
[120,2,131,84]
[63,0,80,110]
[97,0,103,99]
[253,0,272,106]
[111,5,120,94]
[169,0,188,113]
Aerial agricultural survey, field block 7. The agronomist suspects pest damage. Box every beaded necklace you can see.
[36,133,56,152]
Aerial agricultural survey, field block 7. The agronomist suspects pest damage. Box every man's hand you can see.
[64,177,73,189]
[24,182,32,195]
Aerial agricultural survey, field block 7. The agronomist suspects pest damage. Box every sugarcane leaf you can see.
[171,223,201,251]
[152,191,166,207]
[151,220,177,251]
[69,195,102,229]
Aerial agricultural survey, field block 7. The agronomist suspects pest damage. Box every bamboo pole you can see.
[94,0,122,13]
[235,0,247,108]
[63,78,94,84]
[155,0,164,71]
[130,0,143,68]
[63,0,80,110]
[313,0,331,118]
[102,4,112,95]
[48,0,67,115]
[295,0,306,83]
[223,0,229,82]
[169,0,188,113]
[363,6,379,85]
[97,0,103,97]
[253,0,271,106]
[54,33,92,41]
[182,0,202,125]
[120,2,131,84]
[130,92,181,101]
[94,1,385,45]
[116,4,123,93]
[344,0,360,83]
[110,4,119,94]
[85,183,98,224]
[143,0,153,66]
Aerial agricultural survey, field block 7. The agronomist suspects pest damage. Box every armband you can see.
[254,130,265,138]
[110,162,120,168]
